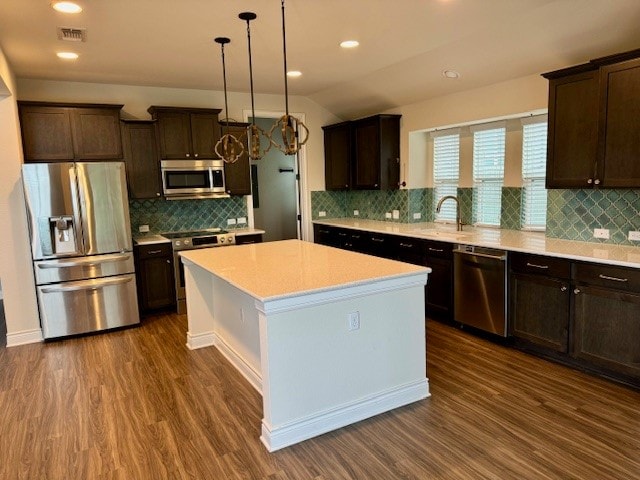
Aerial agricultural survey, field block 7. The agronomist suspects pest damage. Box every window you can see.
[432,131,460,222]
[521,117,548,230]
[472,124,505,226]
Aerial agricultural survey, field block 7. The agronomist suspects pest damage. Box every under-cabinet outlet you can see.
[353,210,359,216]
[628,231,640,241]
[593,228,610,239]
[413,212,422,220]
[139,224,150,233]
[348,311,360,331]
[227,218,237,225]
[318,211,327,217]
[392,210,400,219]
[385,212,392,219]
[237,217,247,224]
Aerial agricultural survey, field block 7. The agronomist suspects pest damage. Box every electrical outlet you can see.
[385,212,392,219]
[593,228,609,239]
[138,224,150,233]
[392,210,400,219]
[348,311,360,331]
[318,211,327,217]
[413,212,422,220]
[237,217,247,224]
[628,231,640,241]
[227,218,237,225]
[353,210,359,216]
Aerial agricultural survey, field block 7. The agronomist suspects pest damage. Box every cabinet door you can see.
[323,123,351,190]
[19,106,74,161]
[352,119,380,189]
[156,112,192,159]
[71,108,123,160]
[599,58,640,187]
[121,121,161,199]
[313,224,339,247]
[222,123,251,195]
[510,273,570,352]
[425,256,453,320]
[136,244,175,311]
[235,234,263,245]
[572,285,640,381]
[191,114,220,158]
[546,71,599,188]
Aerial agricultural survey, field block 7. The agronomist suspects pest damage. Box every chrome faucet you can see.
[436,195,463,231]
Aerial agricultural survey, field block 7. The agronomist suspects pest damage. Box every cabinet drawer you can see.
[424,240,453,260]
[511,252,571,279]
[573,262,640,293]
[137,243,172,259]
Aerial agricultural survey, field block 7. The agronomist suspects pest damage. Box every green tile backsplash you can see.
[129,197,247,235]
[312,187,640,246]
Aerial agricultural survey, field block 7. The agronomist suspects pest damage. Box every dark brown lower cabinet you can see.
[572,284,640,381]
[235,233,263,245]
[135,243,176,313]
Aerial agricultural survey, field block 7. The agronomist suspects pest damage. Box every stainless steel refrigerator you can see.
[22,162,140,339]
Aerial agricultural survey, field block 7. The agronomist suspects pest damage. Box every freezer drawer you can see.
[36,273,140,339]
[34,252,135,285]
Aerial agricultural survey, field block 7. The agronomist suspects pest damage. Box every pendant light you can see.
[269,0,309,156]
[214,37,244,164]
[239,11,272,161]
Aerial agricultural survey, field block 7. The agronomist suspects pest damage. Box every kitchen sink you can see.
[413,229,472,240]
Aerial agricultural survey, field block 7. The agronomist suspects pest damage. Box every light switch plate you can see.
[392,210,400,219]
[139,224,150,233]
[237,217,247,224]
[385,212,392,219]
[628,231,640,241]
[413,212,422,220]
[318,211,327,217]
[593,228,609,239]
[227,218,237,225]
[353,210,359,216]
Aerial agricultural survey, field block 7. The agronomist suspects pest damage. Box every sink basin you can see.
[413,229,471,240]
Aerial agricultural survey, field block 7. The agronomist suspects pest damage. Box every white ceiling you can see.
[1,0,640,119]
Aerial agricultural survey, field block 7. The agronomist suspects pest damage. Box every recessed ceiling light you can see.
[442,70,460,79]
[287,70,302,78]
[57,51,79,60]
[340,40,359,49]
[51,1,83,14]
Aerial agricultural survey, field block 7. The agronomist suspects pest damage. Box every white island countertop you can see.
[314,218,640,269]
[179,238,429,301]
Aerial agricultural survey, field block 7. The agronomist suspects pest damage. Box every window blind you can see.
[472,126,505,226]
[521,120,548,229]
[433,133,460,222]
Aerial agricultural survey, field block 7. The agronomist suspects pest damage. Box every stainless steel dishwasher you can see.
[453,245,508,336]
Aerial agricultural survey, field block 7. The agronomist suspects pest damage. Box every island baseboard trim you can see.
[6,328,43,347]
[260,378,430,452]
[213,333,262,394]
[186,331,216,350]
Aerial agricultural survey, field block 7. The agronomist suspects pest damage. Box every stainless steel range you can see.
[163,229,236,314]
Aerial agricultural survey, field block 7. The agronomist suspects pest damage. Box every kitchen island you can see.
[180,239,430,451]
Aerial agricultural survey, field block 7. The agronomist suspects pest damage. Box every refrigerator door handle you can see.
[36,253,132,269]
[40,276,133,293]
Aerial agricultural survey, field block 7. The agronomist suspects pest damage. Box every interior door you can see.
[76,162,132,255]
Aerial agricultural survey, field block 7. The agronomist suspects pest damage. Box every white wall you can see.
[16,79,342,240]
[0,48,41,345]
[388,73,548,189]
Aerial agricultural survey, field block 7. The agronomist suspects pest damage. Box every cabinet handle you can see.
[186,153,190,158]
[194,153,199,158]
[156,192,161,197]
[338,232,347,237]
[371,238,384,243]
[352,235,360,239]
[594,179,600,185]
[345,184,349,188]
[526,262,549,269]
[374,184,379,187]
[319,229,329,234]
[560,286,567,292]
[587,178,593,185]
[399,243,413,248]
[166,259,171,264]
[147,249,162,255]
[574,288,581,294]
[428,247,444,252]
[599,274,628,283]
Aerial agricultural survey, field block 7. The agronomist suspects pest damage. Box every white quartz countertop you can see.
[180,239,429,301]
[133,228,265,246]
[314,218,640,269]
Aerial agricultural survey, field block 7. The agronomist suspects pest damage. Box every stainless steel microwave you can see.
[161,159,228,199]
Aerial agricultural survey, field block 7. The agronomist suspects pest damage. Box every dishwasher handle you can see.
[453,249,507,261]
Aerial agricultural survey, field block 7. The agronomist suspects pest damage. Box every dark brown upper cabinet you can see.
[121,119,162,199]
[543,49,640,189]
[147,106,221,160]
[323,122,351,190]
[322,114,401,191]
[219,121,251,196]
[18,102,123,162]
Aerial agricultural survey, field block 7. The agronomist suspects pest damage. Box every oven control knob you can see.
[175,240,182,247]
[220,237,225,243]
[184,240,191,246]
[228,236,235,243]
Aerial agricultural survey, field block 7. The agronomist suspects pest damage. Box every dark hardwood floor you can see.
[1,312,639,479]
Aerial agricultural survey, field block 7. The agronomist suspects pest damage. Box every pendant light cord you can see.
[220,41,230,137]
[281,0,290,117]
[244,19,256,126]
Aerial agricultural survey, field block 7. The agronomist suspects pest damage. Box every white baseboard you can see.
[6,328,43,347]
[213,333,262,394]
[260,378,430,452]
[186,330,215,350]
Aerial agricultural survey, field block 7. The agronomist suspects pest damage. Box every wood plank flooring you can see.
[1,313,639,479]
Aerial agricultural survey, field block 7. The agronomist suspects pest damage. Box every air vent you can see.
[57,27,87,42]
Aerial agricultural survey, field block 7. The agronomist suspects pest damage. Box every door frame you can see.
[242,109,308,241]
